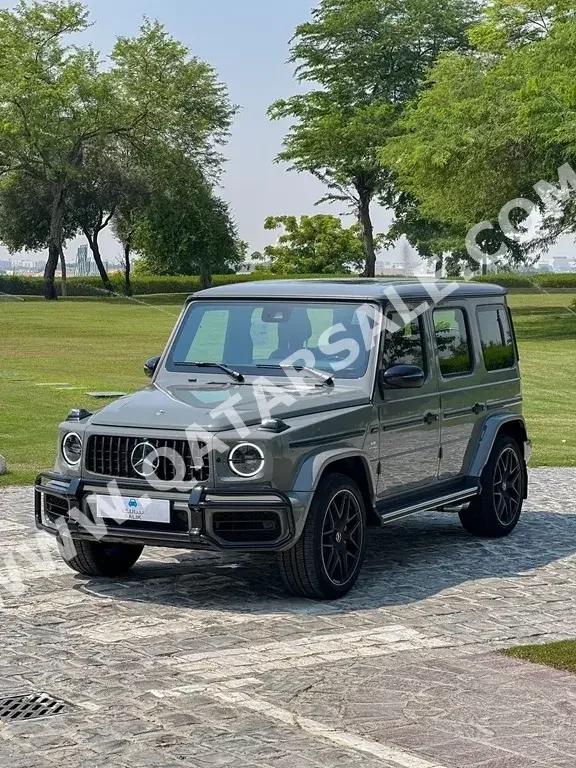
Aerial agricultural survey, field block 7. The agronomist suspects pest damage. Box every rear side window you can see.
[434,308,473,377]
[478,306,516,371]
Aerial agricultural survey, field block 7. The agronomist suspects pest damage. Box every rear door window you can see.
[433,308,473,377]
[478,306,516,371]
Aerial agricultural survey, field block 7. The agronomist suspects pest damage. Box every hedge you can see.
[531,273,576,288]
[2,270,576,296]
[0,272,350,297]
[471,273,535,288]
[471,272,576,288]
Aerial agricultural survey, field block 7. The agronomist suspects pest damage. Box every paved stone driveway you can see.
[1,468,576,768]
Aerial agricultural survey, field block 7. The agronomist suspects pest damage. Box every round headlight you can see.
[228,443,265,478]
[62,432,83,467]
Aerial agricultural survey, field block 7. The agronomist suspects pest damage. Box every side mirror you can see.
[382,364,425,389]
[144,356,161,379]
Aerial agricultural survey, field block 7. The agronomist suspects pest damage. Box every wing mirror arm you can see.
[144,356,162,379]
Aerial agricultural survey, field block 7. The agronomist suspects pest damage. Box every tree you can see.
[0,2,99,298]
[263,214,375,274]
[133,151,243,287]
[111,162,151,296]
[70,147,128,292]
[0,4,235,299]
[384,2,576,261]
[269,0,479,277]
[0,173,74,253]
[0,171,78,293]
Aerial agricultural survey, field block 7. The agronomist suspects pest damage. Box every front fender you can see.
[293,445,376,496]
[288,445,376,543]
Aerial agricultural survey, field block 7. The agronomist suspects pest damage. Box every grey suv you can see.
[35,279,531,600]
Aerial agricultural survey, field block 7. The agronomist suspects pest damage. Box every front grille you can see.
[212,510,282,543]
[85,435,209,483]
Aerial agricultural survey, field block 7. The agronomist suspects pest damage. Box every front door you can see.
[377,306,441,499]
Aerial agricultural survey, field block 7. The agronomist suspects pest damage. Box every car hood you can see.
[90,382,370,432]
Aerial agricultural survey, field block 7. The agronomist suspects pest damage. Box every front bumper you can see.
[35,472,296,552]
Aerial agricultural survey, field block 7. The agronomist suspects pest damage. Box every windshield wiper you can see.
[177,361,245,383]
[256,364,334,387]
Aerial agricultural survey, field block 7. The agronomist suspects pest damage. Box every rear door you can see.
[377,305,441,498]
[476,302,521,413]
[433,303,479,480]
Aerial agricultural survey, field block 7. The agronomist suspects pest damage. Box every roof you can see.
[191,278,508,303]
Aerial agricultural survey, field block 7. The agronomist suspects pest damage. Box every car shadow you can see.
[77,507,576,615]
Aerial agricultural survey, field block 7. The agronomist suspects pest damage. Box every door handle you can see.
[472,403,487,415]
[424,412,439,425]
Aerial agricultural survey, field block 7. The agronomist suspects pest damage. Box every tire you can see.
[459,436,525,538]
[278,473,367,600]
[57,538,144,577]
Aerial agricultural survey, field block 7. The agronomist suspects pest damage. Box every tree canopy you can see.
[384,0,576,261]
[263,214,377,274]
[270,0,479,276]
[0,2,236,298]
[133,150,244,286]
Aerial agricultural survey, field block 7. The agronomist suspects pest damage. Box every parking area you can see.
[1,468,576,768]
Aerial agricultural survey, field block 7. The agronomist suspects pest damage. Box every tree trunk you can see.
[124,238,133,296]
[434,255,444,279]
[44,184,67,300]
[44,243,60,300]
[59,246,67,297]
[358,191,376,278]
[84,227,113,292]
[199,260,212,290]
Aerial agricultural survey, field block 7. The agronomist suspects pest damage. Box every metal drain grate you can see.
[0,692,68,723]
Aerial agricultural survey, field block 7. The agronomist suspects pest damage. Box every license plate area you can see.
[95,495,171,525]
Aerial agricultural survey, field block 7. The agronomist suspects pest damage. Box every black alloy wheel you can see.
[493,446,523,525]
[278,473,367,599]
[459,435,525,538]
[321,489,364,586]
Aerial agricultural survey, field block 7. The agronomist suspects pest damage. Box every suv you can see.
[35,279,530,600]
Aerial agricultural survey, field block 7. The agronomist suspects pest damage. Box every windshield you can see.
[166,300,375,380]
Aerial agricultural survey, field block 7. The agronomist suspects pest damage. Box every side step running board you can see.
[376,486,480,525]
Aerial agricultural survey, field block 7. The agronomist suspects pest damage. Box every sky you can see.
[2,0,573,265]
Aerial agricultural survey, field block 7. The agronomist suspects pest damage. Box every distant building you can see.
[375,262,407,277]
[237,261,272,274]
[0,259,11,273]
[76,245,91,277]
[553,256,574,272]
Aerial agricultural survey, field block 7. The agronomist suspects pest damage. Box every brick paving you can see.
[1,468,576,767]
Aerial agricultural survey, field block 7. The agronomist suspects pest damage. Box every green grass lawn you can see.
[507,293,576,467]
[0,292,575,486]
[0,298,180,486]
[505,640,576,673]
